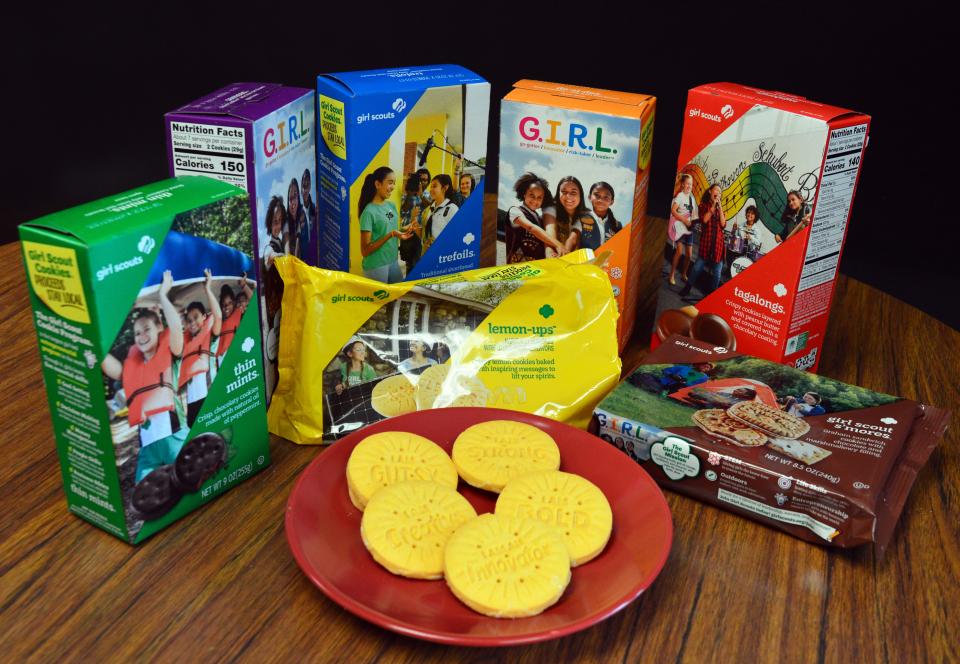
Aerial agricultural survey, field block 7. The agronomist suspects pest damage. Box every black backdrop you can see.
[4,12,956,329]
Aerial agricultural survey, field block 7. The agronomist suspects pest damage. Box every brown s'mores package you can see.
[592,336,948,553]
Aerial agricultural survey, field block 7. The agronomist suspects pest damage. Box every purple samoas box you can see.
[165,83,317,404]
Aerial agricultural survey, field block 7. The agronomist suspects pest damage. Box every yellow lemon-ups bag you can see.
[268,252,620,444]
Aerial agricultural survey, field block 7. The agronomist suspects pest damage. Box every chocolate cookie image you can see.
[690,313,736,350]
[656,308,694,341]
[173,432,228,493]
[655,307,737,351]
[132,465,183,521]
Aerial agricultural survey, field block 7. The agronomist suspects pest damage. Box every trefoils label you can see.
[437,248,476,264]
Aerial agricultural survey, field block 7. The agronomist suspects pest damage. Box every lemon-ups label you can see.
[23,241,90,324]
[319,95,347,159]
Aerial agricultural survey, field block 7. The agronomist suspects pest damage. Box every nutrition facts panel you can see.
[169,121,248,190]
[799,123,868,291]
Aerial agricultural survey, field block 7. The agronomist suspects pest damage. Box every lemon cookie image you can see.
[444,513,571,617]
[370,374,417,417]
[496,471,612,566]
[452,420,561,493]
[361,481,477,579]
[415,364,489,410]
[346,431,458,510]
[415,364,449,410]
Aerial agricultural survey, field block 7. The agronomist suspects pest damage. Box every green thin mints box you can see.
[19,176,269,544]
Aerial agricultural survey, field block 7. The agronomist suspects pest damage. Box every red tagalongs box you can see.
[653,83,869,372]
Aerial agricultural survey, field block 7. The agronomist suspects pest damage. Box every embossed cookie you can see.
[173,432,228,492]
[346,431,458,511]
[371,374,417,417]
[360,481,477,579]
[727,401,810,439]
[132,465,183,521]
[415,364,489,410]
[496,470,612,566]
[452,420,561,493]
[444,513,571,618]
[415,364,450,410]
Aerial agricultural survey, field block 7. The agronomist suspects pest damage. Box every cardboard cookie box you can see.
[316,65,490,282]
[20,177,269,543]
[497,80,655,349]
[654,83,869,371]
[166,82,317,403]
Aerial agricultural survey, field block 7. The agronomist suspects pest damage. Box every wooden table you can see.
[2,210,958,663]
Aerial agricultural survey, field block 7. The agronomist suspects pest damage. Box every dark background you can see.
[4,12,956,330]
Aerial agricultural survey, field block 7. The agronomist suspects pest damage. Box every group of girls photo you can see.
[333,336,452,395]
[102,270,253,484]
[666,172,812,297]
[260,168,317,270]
[260,168,318,396]
[504,172,622,264]
[357,165,477,283]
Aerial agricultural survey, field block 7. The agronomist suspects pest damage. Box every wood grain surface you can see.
[1,198,957,663]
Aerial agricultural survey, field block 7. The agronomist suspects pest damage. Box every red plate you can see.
[285,407,673,646]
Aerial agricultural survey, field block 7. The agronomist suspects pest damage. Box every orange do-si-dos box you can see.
[653,83,870,372]
[497,81,655,350]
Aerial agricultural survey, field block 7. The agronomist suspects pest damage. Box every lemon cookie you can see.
[346,431,458,510]
[361,481,477,579]
[415,364,449,410]
[416,364,489,410]
[452,420,561,493]
[370,374,417,417]
[444,513,571,617]
[496,470,612,566]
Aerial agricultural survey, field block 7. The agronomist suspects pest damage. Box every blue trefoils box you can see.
[316,65,490,282]
[165,83,318,404]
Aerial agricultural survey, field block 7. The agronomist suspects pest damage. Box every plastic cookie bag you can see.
[267,252,621,444]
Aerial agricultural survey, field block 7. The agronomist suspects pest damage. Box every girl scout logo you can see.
[650,436,700,481]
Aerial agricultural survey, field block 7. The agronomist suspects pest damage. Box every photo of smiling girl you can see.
[179,269,222,427]
[397,339,438,375]
[582,181,622,251]
[459,173,475,202]
[423,174,459,250]
[101,270,187,483]
[679,184,727,298]
[261,194,287,325]
[505,172,567,263]
[543,175,589,257]
[301,168,317,245]
[215,273,253,367]
[335,338,379,394]
[398,173,423,276]
[668,173,698,285]
[359,166,407,284]
[777,190,812,243]
[287,178,307,260]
